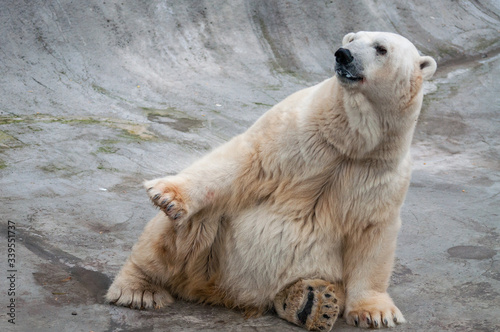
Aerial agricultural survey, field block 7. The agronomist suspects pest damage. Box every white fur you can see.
[107,32,436,329]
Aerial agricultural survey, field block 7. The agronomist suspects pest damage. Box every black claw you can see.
[374,320,379,327]
[367,317,372,325]
[167,203,174,211]
[394,317,398,323]
[153,194,160,200]
[161,199,168,206]
[174,212,181,220]
[147,187,153,192]
[384,318,388,326]
[354,317,359,326]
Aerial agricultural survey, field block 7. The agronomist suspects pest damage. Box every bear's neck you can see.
[316,77,421,162]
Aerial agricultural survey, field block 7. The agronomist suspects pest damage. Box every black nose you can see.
[335,48,353,65]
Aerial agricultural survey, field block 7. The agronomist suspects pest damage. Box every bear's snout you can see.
[335,48,354,65]
[335,47,363,82]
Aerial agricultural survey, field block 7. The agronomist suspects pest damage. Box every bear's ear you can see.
[419,56,437,80]
[342,32,356,46]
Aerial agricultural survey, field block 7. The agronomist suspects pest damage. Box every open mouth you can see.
[335,68,363,81]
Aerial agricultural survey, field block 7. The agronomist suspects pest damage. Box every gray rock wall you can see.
[0,1,499,331]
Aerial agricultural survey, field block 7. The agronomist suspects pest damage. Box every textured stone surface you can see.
[0,1,499,331]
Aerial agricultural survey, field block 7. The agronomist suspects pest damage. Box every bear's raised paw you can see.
[144,177,189,221]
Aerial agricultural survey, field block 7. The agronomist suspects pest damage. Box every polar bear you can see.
[106,31,436,331]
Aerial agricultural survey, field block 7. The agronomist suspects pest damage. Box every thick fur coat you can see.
[106,31,436,330]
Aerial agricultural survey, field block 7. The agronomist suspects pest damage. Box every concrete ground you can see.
[0,1,499,331]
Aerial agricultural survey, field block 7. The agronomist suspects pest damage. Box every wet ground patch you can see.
[21,229,112,306]
[447,245,497,260]
[142,106,204,133]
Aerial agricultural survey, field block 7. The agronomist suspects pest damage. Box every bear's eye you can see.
[375,45,387,56]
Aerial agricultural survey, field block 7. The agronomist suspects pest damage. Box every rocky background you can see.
[0,1,499,331]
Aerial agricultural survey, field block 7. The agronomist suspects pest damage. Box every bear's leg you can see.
[106,213,177,309]
[105,257,174,309]
[273,279,345,331]
[343,220,406,328]
[144,135,255,223]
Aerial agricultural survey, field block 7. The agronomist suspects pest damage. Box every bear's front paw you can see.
[345,292,405,328]
[106,275,174,310]
[144,177,189,221]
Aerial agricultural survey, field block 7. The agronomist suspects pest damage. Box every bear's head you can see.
[334,31,436,106]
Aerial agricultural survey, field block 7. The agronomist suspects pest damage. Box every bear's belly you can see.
[217,203,343,307]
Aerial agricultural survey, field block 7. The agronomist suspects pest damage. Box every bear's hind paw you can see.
[274,279,343,331]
